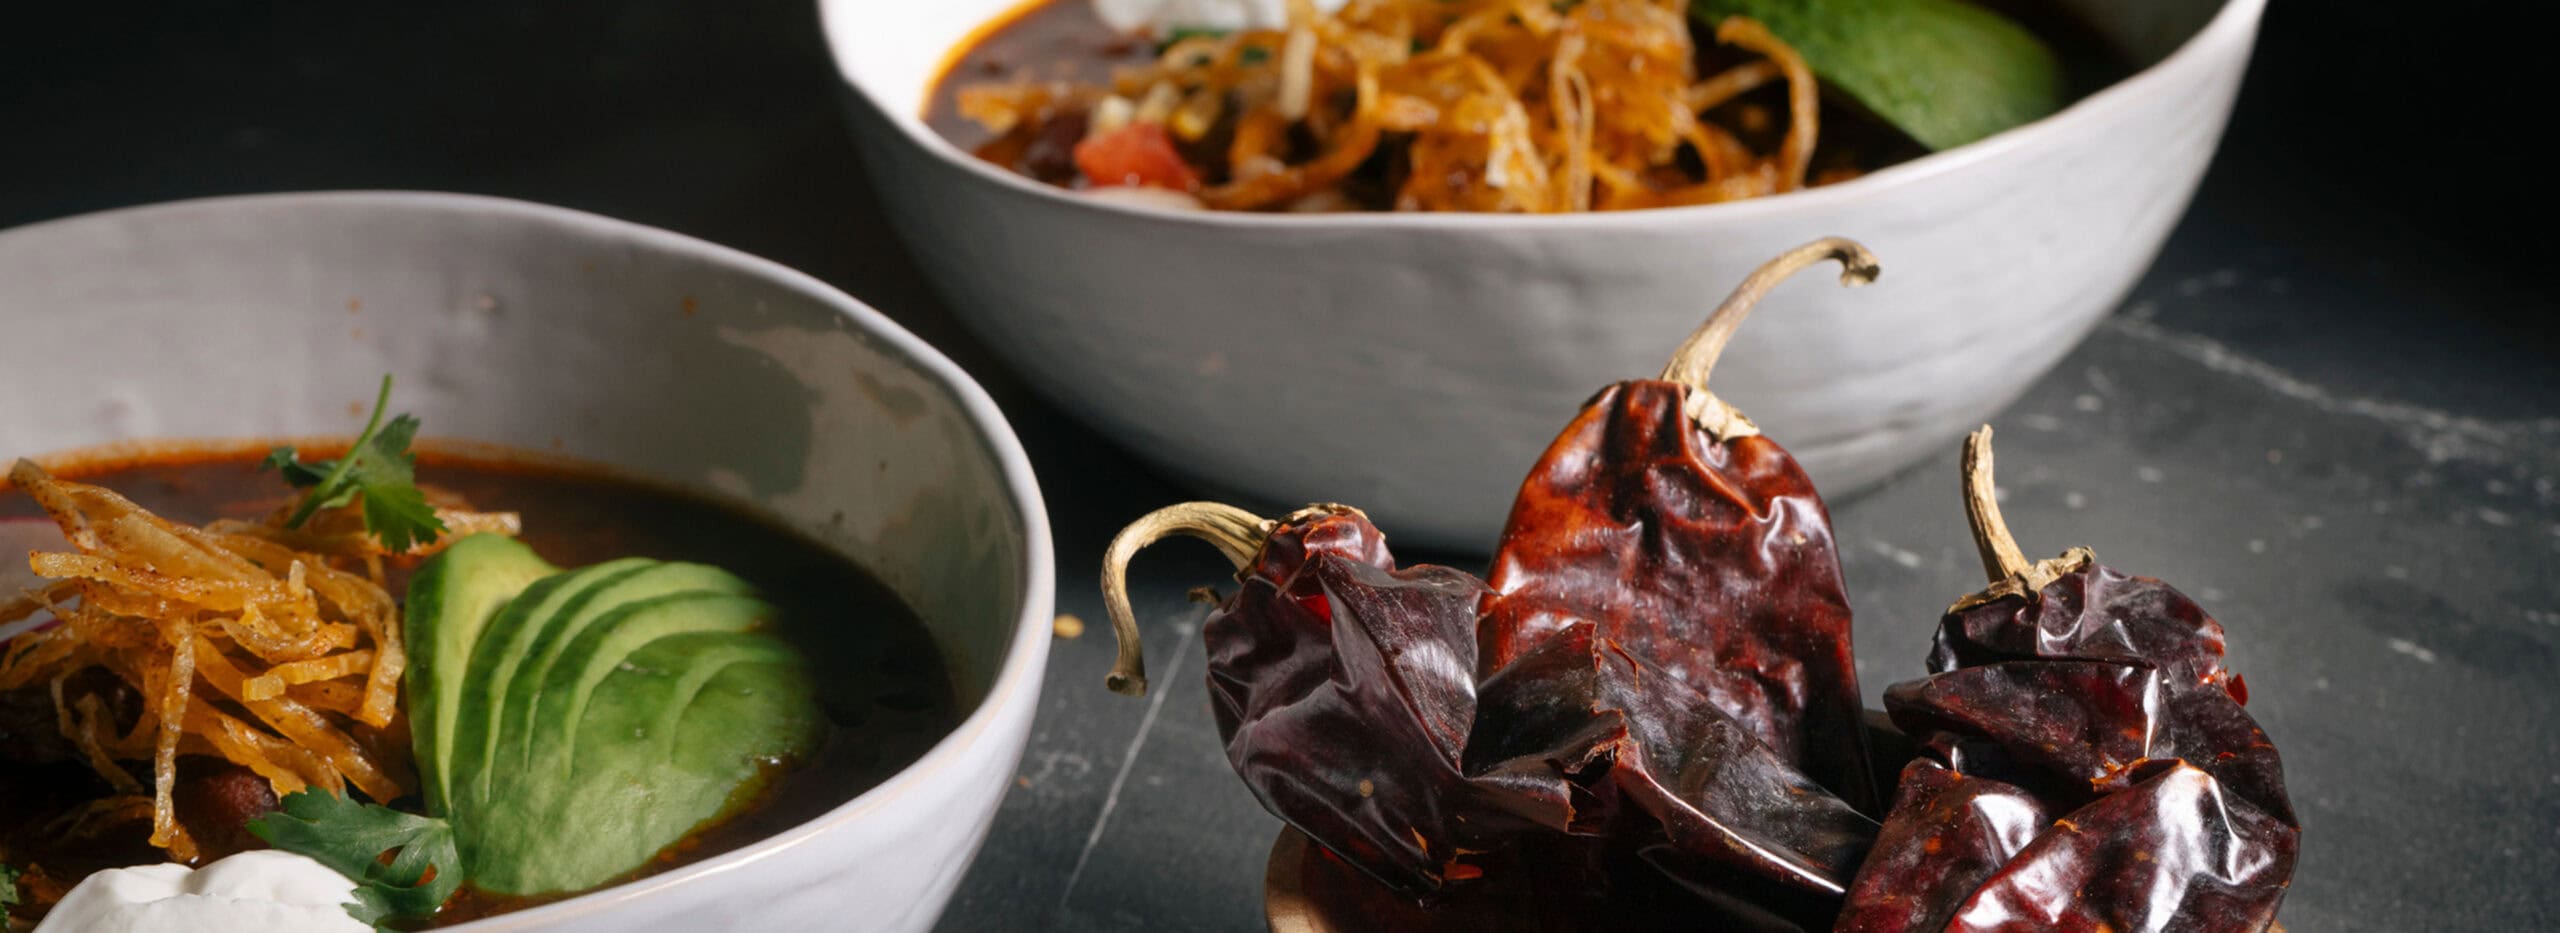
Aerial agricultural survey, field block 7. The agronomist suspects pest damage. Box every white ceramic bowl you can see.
[821,0,2265,549]
[0,192,1054,932]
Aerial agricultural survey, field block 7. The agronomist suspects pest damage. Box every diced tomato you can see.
[1073,122,1201,192]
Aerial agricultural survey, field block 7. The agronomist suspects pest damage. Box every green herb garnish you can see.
[247,789,464,930]
[1689,0,2065,150]
[1,862,22,911]
[262,374,445,552]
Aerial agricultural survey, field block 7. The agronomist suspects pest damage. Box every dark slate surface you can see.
[3,1,2551,930]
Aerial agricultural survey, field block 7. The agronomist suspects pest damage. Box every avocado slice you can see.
[469,630,821,894]
[444,557,653,814]
[416,554,821,896]
[484,563,752,795]
[404,534,555,813]
[520,591,772,785]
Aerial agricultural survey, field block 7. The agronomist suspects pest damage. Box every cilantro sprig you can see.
[261,375,446,552]
[1,861,22,912]
[247,789,464,930]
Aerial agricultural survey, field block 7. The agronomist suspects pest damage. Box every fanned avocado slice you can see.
[404,534,555,814]
[444,557,654,815]
[485,562,752,798]
[473,631,821,894]
[1691,0,2066,150]
[522,591,772,784]
[418,554,821,896]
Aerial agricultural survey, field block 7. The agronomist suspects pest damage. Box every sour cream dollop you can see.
[1093,0,1348,33]
[34,850,368,933]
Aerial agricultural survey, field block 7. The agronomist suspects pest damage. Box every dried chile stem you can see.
[1963,426,2035,584]
[1101,502,1273,696]
[1953,426,2095,611]
[1659,237,1880,439]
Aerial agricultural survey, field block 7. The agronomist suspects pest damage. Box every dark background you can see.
[5,1,2554,930]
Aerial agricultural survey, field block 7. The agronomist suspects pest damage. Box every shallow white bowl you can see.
[0,192,1054,932]
[821,0,2264,549]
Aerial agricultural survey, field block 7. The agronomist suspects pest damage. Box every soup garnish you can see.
[928,0,2081,212]
[260,376,458,555]
[249,788,463,925]
[413,541,822,896]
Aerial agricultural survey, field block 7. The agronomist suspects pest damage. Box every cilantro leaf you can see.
[262,375,447,551]
[247,789,463,930]
[261,446,332,488]
[345,414,443,553]
[1,861,22,911]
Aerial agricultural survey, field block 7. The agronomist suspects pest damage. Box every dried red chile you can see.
[1102,502,1508,895]
[1837,429,2298,933]
[1482,239,1883,816]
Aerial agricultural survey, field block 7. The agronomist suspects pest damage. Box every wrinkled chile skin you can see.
[1885,660,2165,799]
[1922,564,2292,825]
[1203,509,1500,896]
[1841,565,2298,932]
[1835,759,2050,933]
[1465,622,1879,908]
[1484,380,1879,814]
[1208,507,1879,925]
[1946,759,2295,933]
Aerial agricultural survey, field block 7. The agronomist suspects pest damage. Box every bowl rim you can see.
[0,190,1059,931]
[818,0,2265,230]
